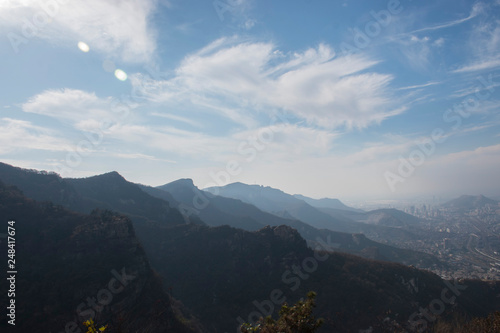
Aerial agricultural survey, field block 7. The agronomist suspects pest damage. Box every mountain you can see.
[155,179,442,269]
[65,172,198,227]
[0,162,194,228]
[293,194,363,212]
[0,163,499,332]
[204,182,360,232]
[0,163,439,268]
[0,181,202,332]
[143,222,500,333]
[205,182,426,244]
[321,208,423,228]
[0,162,81,207]
[442,194,499,212]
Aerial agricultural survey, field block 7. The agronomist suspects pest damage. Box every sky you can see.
[0,0,499,203]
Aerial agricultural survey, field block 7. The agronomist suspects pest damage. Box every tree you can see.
[241,291,324,333]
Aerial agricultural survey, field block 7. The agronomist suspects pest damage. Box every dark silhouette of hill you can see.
[0,181,202,332]
[442,194,499,212]
[65,172,198,227]
[0,162,440,267]
[0,162,195,228]
[0,162,81,207]
[144,223,500,332]
[0,162,499,332]
[154,178,442,268]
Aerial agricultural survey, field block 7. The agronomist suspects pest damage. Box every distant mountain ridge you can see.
[204,182,360,232]
[442,194,499,212]
[205,181,429,245]
[160,179,442,268]
[293,193,363,212]
[323,208,423,228]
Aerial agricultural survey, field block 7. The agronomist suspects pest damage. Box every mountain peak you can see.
[102,171,124,179]
[159,178,196,190]
[70,171,126,182]
[442,194,499,211]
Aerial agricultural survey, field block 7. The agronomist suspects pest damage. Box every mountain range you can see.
[205,182,430,244]
[0,162,499,332]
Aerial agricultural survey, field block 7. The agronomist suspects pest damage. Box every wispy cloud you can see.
[150,112,203,128]
[21,89,123,132]
[452,11,500,73]
[397,81,442,91]
[104,123,236,160]
[407,3,483,35]
[0,118,70,154]
[453,58,500,73]
[233,123,339,159]
[132,38,401,130]
[108,152,177,163]
[0,0,158,63]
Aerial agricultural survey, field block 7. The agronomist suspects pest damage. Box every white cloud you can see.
[0,0,157,63]
[453,15,500,73]
[394,35,435,70]
[397,81,441,91]
[434,38,445,47]
[453,58,500,73]
[233,123,339,160]
[132,39,401,129]
[407,3,483,35]
[21,88,124,131]
[103,123,235,160]
[150,112,203,128]
[18,88,251,160]
[108,152,176,163]
[0,118,70,154]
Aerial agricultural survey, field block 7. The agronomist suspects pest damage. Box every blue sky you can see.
[0,0,499,202]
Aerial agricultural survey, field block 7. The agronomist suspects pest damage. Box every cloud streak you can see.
[132,39,401,129]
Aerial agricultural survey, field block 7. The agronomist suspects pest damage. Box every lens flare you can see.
[77,41,90,52]
[114,69,127,81]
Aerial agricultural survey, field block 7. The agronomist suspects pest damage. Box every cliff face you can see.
[0,182,201,333]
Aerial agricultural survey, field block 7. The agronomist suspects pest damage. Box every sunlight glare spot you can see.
[114,69,128,81]
[77,41,90,53]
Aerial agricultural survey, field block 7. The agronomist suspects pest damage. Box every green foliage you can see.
[240,291,323,333]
